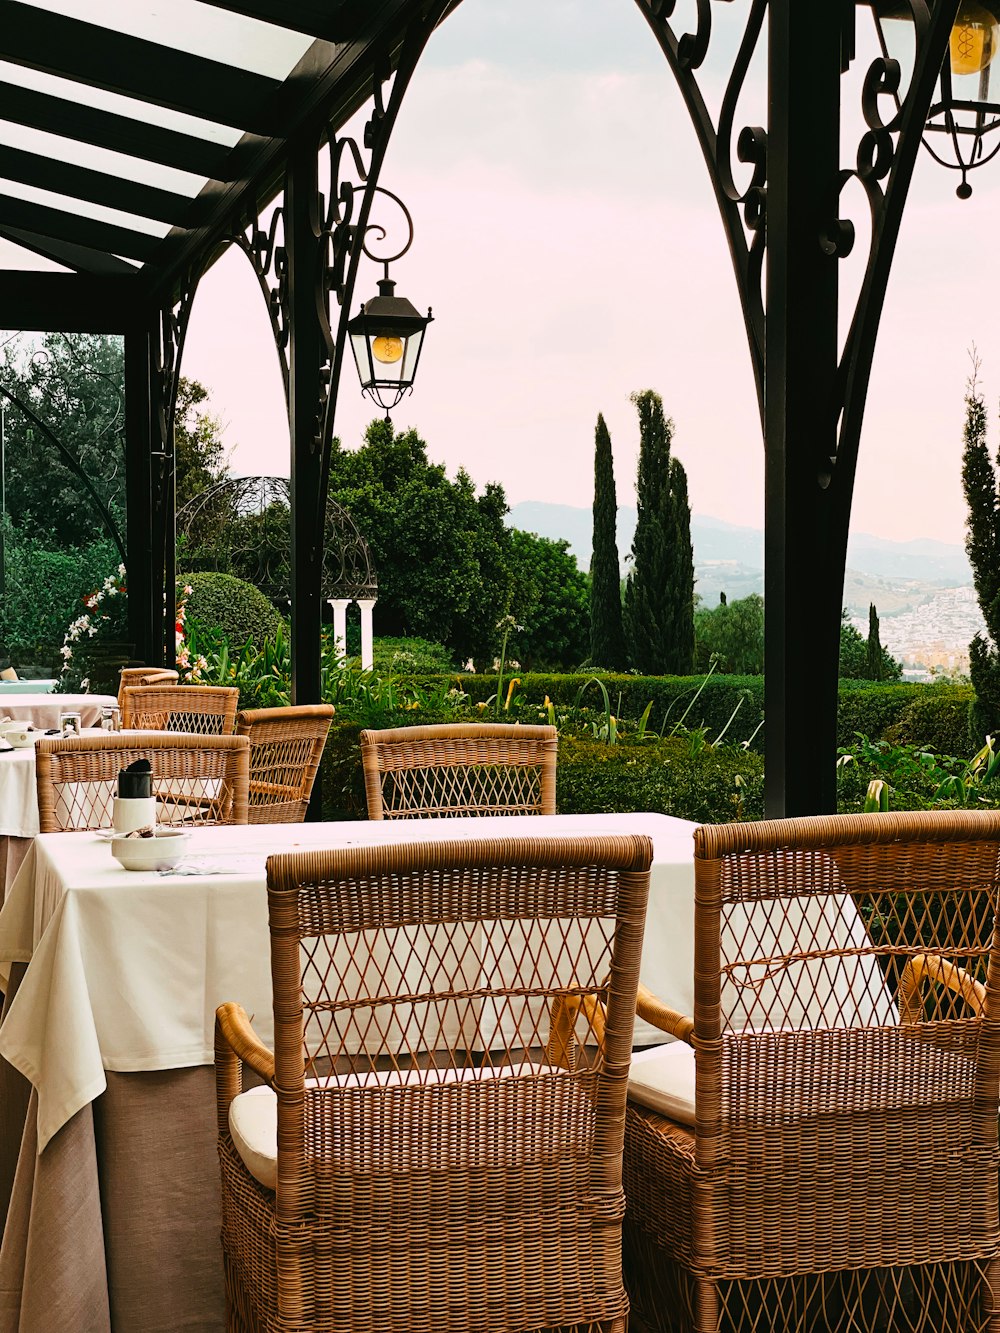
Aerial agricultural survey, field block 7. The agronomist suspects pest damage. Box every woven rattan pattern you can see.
[623,810,1000,1333]
[360,723,558,820]
[215,833,651,1333]
[120,684,239,735]
[35,732,250,830]
[116,667,179,709]
[235,705,334,824]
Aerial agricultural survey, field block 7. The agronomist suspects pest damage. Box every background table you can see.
[0,748,37,900]
[0,692,117,731]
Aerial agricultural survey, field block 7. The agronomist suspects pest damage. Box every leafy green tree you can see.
[327,419,517,665]
[174,377,230,512]
[0,332,125,547]
[962,372,1000,739]
[694,593,765,674]
[840,609,902,681]
[623,390,695,674]
[508,530,590,671]
[589,413,627,669]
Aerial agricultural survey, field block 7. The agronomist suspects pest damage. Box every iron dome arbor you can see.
[0,0,986,815]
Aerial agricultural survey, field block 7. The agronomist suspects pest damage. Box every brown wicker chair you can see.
[215,832,652,1333]
[117,667,180,709]
[360,722,558,819]
[121,683,239,735]
[35,732,250,830]
[619,811,1000,1333]
[234,705,334,824]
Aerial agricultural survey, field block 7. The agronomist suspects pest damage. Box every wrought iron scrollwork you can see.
[831,0,959,493]
[227,204,290,396]
[176,475,377,603]
[635,0,768,419]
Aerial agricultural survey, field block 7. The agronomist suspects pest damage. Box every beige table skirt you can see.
[0,959,227,1331]
[0,841,30,905]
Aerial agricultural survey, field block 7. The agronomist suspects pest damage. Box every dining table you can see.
[0,691,118,732]
[0,812,894,1332]
[0,726,116,899]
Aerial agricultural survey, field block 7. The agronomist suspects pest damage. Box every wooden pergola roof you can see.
[0,0,449,323]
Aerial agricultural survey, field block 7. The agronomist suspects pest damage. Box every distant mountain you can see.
[507,502,973,599]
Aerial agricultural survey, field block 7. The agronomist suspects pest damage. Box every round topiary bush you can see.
[177,572,285,648]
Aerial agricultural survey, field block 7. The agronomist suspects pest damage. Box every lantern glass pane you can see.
[351,329,373,389]
[401,328,424,383]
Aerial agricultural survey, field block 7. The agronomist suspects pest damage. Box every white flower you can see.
[118,564,127,578]
[61,645,72,660]
[80,678,90,691]
[183,584,193,596]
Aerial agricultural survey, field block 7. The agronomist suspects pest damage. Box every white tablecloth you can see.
[0,812,895,1153]
[0,748,39,839]
[0,693,117,731]
[0,814,699,1149]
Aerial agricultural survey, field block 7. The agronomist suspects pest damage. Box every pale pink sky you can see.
[6,0,1000,547]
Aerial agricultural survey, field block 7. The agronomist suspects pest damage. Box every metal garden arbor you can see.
[0,0,984,814]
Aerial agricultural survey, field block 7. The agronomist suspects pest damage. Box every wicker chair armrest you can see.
[635,983,695,1046]
[214,1002,275,1133]
[898,953,987,1024]
[546,982,695,1069]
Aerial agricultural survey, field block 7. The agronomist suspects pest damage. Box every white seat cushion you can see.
[229,1063,584,1191]
[627,1041,696,1126]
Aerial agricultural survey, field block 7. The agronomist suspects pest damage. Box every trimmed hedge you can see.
[179,571,285,649]
[319,715,765,825]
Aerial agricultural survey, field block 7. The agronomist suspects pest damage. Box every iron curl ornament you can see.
[635,0,769,419]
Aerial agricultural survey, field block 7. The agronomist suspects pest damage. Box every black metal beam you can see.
[763,0,843,816]
[146,0,421,301]
[0,81,253,181]
[0,270,142,330]
[1,1,286,137]
[0,226,138,277]
[0,145,200,227]
[285,136,325,717]
[197,0,372,41]
[124,324,156,666]
[0,195,163,262]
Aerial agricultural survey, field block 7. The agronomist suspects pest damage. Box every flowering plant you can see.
[56,568,201,691]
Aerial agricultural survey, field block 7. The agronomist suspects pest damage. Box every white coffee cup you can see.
[112,796,157,834]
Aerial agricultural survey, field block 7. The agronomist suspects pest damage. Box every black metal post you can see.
[285,134,326,711]
[764,0,845,816]
[124,322,156,665]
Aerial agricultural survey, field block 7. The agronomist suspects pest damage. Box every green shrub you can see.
[178,571,285,649]
[882,684,977,757]
[341,634,458,677]
[445,673,767,750]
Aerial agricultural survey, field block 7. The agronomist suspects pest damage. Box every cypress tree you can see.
[589,413,628,669]
[623,390,695,674]
[962,373,1000,740]
[865,603,884,682]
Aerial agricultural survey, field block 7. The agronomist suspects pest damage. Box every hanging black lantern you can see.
[348,275,433,413]
[868,0,1000,196]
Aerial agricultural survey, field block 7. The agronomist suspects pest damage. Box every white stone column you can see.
[356,598,377,671]
[327,599,350,662]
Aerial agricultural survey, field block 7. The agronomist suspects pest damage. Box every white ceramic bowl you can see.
[111,829,191,872]
[4,729,35,749]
